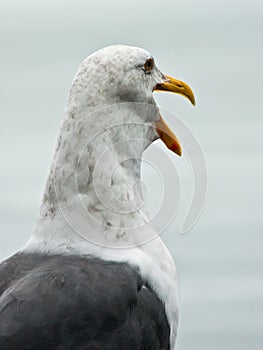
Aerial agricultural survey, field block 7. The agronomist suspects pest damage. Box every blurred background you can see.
[0,0,262,349]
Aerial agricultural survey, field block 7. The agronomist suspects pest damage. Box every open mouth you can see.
[153,75,195,156]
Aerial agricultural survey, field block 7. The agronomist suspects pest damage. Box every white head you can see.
[67,45,195,153]
[69,45,163,107]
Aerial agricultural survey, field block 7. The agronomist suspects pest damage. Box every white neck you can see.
[29,97,160,250]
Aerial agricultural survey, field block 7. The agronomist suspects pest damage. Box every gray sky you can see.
[1,1,263,349]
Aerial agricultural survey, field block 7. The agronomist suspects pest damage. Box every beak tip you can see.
[170,144,182,157]
[189,95,196,106]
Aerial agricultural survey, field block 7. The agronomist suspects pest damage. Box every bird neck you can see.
[33,101,158,248]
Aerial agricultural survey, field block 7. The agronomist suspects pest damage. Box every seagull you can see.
[0,45,195,350]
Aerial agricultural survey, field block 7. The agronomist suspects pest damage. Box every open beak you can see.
[154,75,195,156]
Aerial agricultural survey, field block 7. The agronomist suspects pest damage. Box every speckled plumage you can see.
[0,45,179,349]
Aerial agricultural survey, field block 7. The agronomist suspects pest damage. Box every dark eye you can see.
[143,57,154,73]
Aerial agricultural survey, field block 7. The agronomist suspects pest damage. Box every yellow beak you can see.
[154,75,195,156]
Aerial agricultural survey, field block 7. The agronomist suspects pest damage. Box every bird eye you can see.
[143,57,154,73]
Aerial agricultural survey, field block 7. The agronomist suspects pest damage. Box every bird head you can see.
[68,45,195,157]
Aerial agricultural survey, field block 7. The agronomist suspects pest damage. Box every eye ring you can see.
[143,57,154,73]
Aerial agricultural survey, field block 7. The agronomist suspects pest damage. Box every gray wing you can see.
[0,253,170,350]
